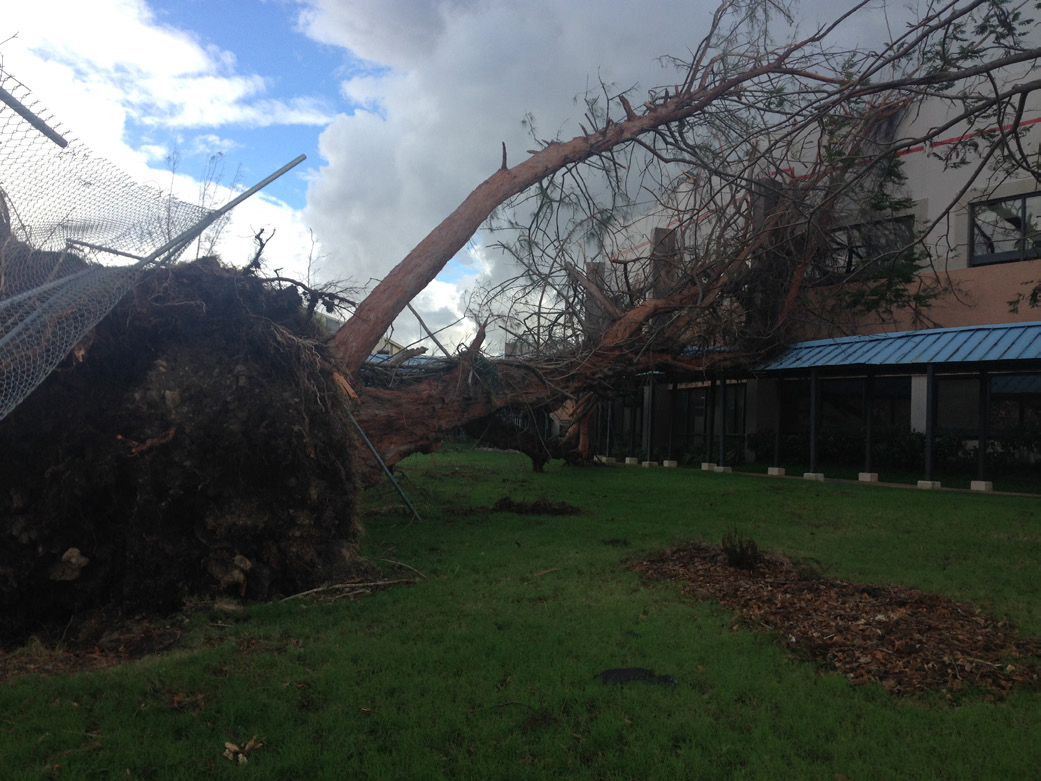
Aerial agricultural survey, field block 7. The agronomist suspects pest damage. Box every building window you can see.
[990,373,1041,433]
[809,215,915,284]
[970,191,1041,266]
[831,215,915,275]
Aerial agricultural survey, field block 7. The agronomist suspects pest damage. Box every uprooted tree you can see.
[3,0,1041,635]
[332,0,1041,470]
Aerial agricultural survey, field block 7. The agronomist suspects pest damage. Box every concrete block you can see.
[917,480,942,490]
[594,455,616,465]
[701,462,716,471]
[803,472,825,481]
[970,480,993,492]
[662,460,678,468]
[767,467,786,476]
[858,472,879,483]
[624,457,639,465]
[641,461,659,468]
[714,465,733,473]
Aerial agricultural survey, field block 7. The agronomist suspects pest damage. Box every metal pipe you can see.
[140,154,307,267]
[342,403,421,523]
[0,84,68,147]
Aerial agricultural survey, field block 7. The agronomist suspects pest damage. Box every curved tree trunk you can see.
[327,49,807,374]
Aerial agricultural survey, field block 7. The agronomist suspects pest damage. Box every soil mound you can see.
[0,259,362,643]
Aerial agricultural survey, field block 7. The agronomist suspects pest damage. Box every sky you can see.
[1,0,899,352]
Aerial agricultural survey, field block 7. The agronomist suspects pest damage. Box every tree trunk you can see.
[352,329,737,479]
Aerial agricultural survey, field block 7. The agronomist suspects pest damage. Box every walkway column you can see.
[642,381,655,460]
[863,373,875,474]
[705,380,716,463]
[667,384,677,461]
[773,378,783,468]
[977,370,990,482]
[685,387,693,457]
[594,402,602,457]
[809,369,819,474]
[628,391,637,458]
[924,364,936,482]
[718,380,728,466]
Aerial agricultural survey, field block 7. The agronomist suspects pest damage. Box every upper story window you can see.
[807,214,915,285]
[970,191,1041,266]
[830,215,915,275]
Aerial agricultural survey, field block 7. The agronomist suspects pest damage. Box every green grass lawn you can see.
[2,449,1040,779]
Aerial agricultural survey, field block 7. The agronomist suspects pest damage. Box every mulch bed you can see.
[631,542,1041,696]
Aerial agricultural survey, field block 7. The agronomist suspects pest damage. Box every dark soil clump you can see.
[0,259,362,643]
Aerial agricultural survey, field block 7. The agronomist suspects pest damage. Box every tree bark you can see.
[351,320,738,480]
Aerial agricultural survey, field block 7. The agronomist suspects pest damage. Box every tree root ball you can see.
[0,258,362,642]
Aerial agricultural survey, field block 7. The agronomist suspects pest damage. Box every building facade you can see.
[592,85,1041,490]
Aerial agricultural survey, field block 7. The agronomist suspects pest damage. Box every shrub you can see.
[721,530,762,572]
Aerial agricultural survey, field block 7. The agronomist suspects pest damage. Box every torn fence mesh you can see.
[0,66,217,422]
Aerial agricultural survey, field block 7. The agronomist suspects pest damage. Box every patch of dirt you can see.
[0,609,187,682]
[490,496,582,515]
[440,495,582,518]
[0,559,401,683]
[631,541,1041,696]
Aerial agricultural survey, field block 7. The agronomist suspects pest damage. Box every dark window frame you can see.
[809,214,917,285]
[969,191,1041,266]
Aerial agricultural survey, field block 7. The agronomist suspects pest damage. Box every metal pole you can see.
[718,380,728,466]
[0,84,68,147]
[863,373,874,474]
[667,384,676,461]
[685,387,693,459]
[705,380,716,463]
[643,382,655,461]
[406,302,452,358]
[342,403,421,523]
[628,391,637,458]
[924,364,936,482]
[809,369,819,473]
[595,401,602,457]
[139,154,307,267]
[977,370,989,481]
[773,378,783,467]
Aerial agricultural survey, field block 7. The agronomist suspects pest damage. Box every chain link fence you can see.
[0,66,301,422]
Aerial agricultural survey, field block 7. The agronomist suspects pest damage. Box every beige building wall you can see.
[803,258,1041,339]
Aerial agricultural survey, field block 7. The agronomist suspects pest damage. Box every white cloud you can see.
[2,0,333,280]
[7,0,210,75]
[301,0,719,295]
[3,1,332,159]
[188,134,240,157]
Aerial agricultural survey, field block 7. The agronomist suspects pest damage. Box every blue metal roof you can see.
[757,322,1041,371]
[365,351,449,375]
